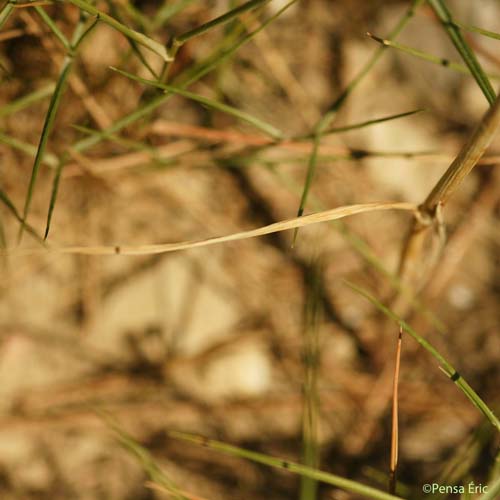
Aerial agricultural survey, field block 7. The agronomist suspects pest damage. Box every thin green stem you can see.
[366,33,500,81]
[61,0,171,61]
[34,5,71,51]
[0,189,44,243]
[0,83,55,118]
[0,2,14,30]
[452,21,500,41]
[18,56,74,242]
[43,15,99,240]
[151,0,195,30]
[72,0,296,155]
[300,262,322,500]
[479,476,500,500]
[0,132,59,168]
[174,0,269,45]
[169,431,405,500]
[346,281,500,432]
[293,0,425,243]
[428,0,496,105]
[111,66,284,139]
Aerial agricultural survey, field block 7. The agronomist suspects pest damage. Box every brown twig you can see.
[389,325,402,495]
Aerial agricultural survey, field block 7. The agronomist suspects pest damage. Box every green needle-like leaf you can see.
[428,0,496,105]
[293,0,426,245]
[62,0,172,61]
[346,281,500,432]
[169,431,405,500]
[18,56,73,243]
[111,66,285,139]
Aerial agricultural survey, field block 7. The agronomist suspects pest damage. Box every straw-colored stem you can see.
[422,92,500,214]
[397,90,500,295]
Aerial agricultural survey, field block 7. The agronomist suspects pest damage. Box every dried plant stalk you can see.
[397,91,500,305]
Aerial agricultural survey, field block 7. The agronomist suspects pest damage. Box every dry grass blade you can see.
[29,202,416,256]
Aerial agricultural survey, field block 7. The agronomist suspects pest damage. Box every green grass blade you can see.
[151,0,195,30]
[168,431,404,500]
[35,6,71,51]
[452,21,500,41]
[102,417,189,500]
[293,0,425,244]
[43,15,101,240]
[366,33,500,80]
[345,281,500,432]
[175,0,269,45]
[0,2,14,30]
[0,132,59,168]
[300,262,322,500]
[428,0,496,105]
[479,476,500,500]
[0,215,5,249]
[321,109,424,136]
[105,0,159,79]
[62,0,172,61]
[111,66,285,139]
[18,56,73,242]
[0,189,44,243]
[0,83,55,119]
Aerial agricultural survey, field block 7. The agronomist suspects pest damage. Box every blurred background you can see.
[0,0,499,498]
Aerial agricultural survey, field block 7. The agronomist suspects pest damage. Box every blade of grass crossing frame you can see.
[293,0,425,244]
[300,261,322,500]
[345,281,500,432]
[110,67,285,139]
[168,431,404,500]
[428,0,496,105]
